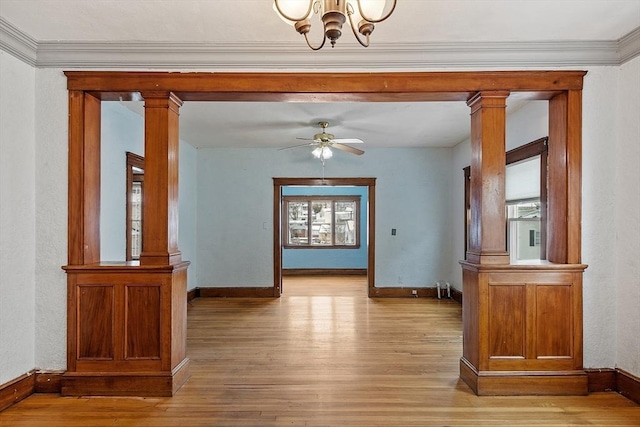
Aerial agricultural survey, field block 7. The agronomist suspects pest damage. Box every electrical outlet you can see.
[411,289,418,296]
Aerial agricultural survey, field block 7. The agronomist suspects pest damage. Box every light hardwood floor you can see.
[1,276,639,426]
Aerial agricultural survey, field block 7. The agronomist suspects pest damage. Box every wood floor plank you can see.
[1,276,638,426]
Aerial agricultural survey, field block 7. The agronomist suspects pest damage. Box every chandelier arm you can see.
[304,31,327,51]
[347,10,371,47]
[354,0,397,23]
[273,0,315,22]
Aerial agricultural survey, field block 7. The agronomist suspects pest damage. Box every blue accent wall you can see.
[282,186,368,269]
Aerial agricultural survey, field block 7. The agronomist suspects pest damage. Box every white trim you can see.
[619,27,640,64]
[1,17,638,69]
[32,40,623,69]
[0,18,37,67]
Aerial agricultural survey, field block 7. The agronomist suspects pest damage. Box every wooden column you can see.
[140,92,183,266]
[67,91,101,265]
[548,90,583,264]
[466,91,510,265]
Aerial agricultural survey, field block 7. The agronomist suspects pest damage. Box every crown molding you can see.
[0,17,37,66]
[33,40,623,70]
[1,17,638,69]
[619,27,640,64]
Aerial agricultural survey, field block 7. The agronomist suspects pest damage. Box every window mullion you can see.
[307,200,312,247]
[332,201,336,246]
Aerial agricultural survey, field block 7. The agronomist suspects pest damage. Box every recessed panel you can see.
[78,285,114,359]
[536,285,572,357]
[489,284,526,358]
[125,285,161,359]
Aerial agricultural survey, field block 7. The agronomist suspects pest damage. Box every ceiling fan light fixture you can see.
[312,146,333,160]
[273,0,396,50]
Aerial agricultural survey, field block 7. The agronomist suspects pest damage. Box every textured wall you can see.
[34,68,68,371]
[615,56,640,377]
[196,147,453,288]
[581,67,620,369]
[0,51,36,384]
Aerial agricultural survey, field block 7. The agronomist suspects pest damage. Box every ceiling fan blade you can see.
[296,137,314,141]
[333,138,364,144]
[331,142,364,155]
[278,142,315,151]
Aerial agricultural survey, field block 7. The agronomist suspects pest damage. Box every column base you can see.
[465,250,510,265]
[61,358,190,397]
[460,357,587,396]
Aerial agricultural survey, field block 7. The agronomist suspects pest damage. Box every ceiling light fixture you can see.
[312,144,333,162]
[273,0,397,50]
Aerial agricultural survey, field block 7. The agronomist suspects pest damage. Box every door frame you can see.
[273,177,376,297]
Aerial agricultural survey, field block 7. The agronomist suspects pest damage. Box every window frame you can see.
[283,195,361,249]
[126,152,144,261]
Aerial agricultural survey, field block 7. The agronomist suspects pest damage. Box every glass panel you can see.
[288,201,308,245]
[335,201,357,245]
[507,200,541,261]
[130,181,142,259]
[311,200,332,245]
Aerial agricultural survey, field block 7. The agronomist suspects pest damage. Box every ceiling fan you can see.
[279,121,365,164]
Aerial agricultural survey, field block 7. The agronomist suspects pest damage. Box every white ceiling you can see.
[2,0,639,149]
[2,0,638,43]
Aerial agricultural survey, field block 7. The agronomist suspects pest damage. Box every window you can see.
[126,152,144,261]
[507,199,542,262]
[283,196,360,248]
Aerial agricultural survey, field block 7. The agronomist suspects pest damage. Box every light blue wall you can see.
[100,102,198,289]
[100,102,145,261]
[196,147,453,288]
[282,185,368,269]
[178,140,198,290]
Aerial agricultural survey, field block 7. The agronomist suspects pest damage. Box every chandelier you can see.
[273,0,397,50]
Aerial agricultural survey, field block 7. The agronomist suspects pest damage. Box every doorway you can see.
[273,177,376,297]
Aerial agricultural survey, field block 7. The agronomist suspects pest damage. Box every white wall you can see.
[34,68,68,371]
[581,67,620,369]
[615,56,640,377]
[196,147,453,288]
[0,51,36,384]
